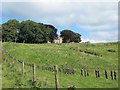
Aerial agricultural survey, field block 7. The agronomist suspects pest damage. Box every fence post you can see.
[54,65,59,90]
[98,70,100,78]
[33,64,36,82]
[87,69,89,76]
[110,70,113,80]
[81,69,83,76]
[95,69,97,78]
[105,70,108,79]
[114,70,116,80]
[84,69,86,77]
[22,61,24,75]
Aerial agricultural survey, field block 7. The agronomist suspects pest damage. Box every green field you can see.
[2,42,118,88]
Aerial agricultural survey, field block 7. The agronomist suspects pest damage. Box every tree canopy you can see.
[2,19,82,43]
[2,19,19,42]
[60,30,81,43]
[2,19,58,43]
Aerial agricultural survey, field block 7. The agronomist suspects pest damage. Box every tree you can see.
[44,24,58,42]
[2,19,59,43]
[2,19,19,42]
[60,30,81,43]
[18,20,43,43]
[18,20,58,43]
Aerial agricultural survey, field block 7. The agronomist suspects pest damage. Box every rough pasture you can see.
[2,42,118,88]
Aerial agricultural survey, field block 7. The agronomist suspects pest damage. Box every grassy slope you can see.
[2,42,118,88]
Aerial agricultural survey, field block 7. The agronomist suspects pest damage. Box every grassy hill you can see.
[2,42,118,88]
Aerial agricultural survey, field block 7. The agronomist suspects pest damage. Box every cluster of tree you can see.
[2,19,82,43]
[2,19,58,43]
[60,30,81,43]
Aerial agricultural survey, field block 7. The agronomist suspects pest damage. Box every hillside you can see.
[2,42,118,88]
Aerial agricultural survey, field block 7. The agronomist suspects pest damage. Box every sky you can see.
[0,0,119,43]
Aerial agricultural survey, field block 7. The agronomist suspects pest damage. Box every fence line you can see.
[2,48,118,88]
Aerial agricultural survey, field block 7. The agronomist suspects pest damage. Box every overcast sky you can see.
[1,0,118,43]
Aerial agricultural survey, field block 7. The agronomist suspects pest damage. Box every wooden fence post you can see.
[114,70,116,80]
[95,69,97,78]
[22,61,24,75]
[33,64,36,82]
[81,69,83,76]
[54,65,59,90]
[98,70,100,78]
[84,69,86,77]
[105,70,108,79]
[87,70,89,76]
[110,70,113,80]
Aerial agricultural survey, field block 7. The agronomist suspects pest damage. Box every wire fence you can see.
[2,48,119,88]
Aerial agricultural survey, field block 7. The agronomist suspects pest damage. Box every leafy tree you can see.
[2,19,67,43]
[18,20,42,43]
[45,24,58,42]
[18,20,58,43]
[2,19,19,42]
[60,30,81,43]
[38,23,51,43]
